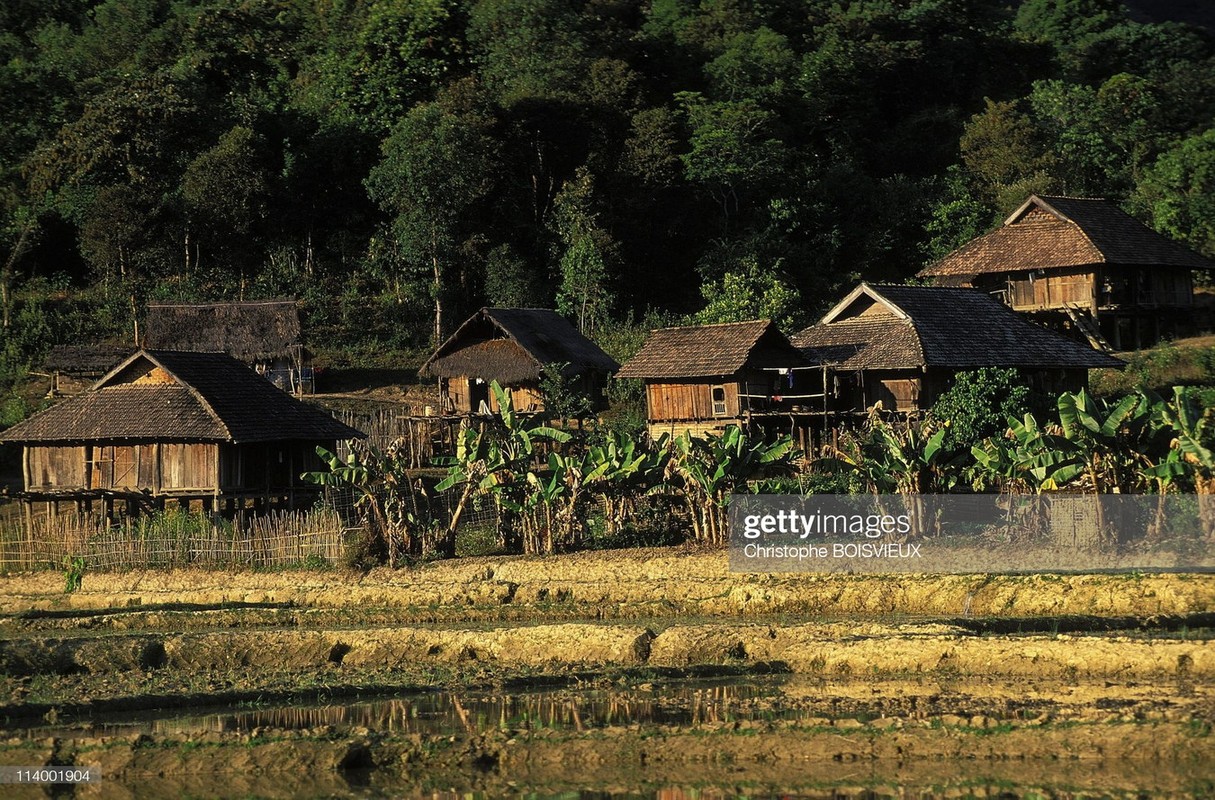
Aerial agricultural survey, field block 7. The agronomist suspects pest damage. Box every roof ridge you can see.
[139,351,235,441]
[147,299,298,307]
[648,318,770,333]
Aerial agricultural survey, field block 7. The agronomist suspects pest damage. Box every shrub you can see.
[929,368,1033,450]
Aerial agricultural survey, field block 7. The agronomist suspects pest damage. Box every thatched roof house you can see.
[40,344,134,395]
[1,350,362,517]
[143,300,312,392]
[918,195,1215,348]
[617,319,815,438]
[420,308,619,414]
[793,283,1122,412]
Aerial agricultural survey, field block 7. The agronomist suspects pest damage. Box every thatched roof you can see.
[420,308,619,383]
[41,344,134,375]
[1,351,363,444]
[617,320,812,379]
[793,284,1123,371]
[142,300,304,362]
[920,195,1214,280]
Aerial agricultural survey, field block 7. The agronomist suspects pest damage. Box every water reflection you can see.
[29,678,792,739]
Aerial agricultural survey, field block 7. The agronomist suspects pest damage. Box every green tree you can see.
[552,168,615,335]
[678,92,789,232]
[365,81,500,343]
[1133,128,1215,259]
[696,259,801,331]
[959,98,1057,211]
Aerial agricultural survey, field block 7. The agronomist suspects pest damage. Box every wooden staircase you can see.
[1063,304,1114,352]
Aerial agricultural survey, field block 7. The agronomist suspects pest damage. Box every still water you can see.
[8,676,1212,799]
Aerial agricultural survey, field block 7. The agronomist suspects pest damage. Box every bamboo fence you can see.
[0,508,349,572]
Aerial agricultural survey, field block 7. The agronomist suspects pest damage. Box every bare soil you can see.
[0,547,1210,794]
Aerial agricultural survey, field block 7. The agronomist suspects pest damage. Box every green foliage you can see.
[1134,128,1215,259]
[929,368,1033,451]
[62,556,84,594]
[0,0,1211,374]
[537,361,593,423]
[695,259,803,331]
[552,168,615,335]
[826,416,963,497]
[665,425,799,546]
[303,441,443,566]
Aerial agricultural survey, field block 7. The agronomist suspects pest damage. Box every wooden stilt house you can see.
[143,299,314,394]
[792,283,1123,415]
[420,308,619,414]
[616,319,820,442]
[917,195,1215,349]
[39,344,133,396]
[0,350,363,520]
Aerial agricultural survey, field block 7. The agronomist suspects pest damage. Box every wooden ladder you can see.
[1063,304,1114,352]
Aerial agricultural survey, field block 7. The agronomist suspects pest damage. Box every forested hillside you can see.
[2,0,1214,415]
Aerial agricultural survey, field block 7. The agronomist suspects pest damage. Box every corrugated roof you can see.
[1,351,363,444]
[919,195,1213,279]
[793,284,1123,370]
[143,300,304,362]
[616,320,811,379]
[420,308,619,381]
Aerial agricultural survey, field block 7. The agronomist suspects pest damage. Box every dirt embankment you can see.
[1,548,1211,620]
[0,547,1211,795]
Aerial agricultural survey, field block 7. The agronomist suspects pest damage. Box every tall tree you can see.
[365,81,500,343]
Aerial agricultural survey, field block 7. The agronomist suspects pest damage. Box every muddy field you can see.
[0,547,1211,797]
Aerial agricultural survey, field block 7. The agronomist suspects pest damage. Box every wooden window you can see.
[711,385,728,417]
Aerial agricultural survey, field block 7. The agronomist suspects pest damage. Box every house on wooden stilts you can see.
[420,308,619,414]
[39,344,133,396]
[616,319,822,447]
[143,299,315,394]
[0,350,364,523]
[792,283,1124,417]
[917,195,1215,349]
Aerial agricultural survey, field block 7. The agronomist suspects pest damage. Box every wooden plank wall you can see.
[1008,269,1094,311]
[646,381,738,421]
[23,443,219,493]
[26,447,86,490]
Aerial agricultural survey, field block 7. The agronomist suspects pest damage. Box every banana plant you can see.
[665,426,798,546]
[433,381,571,553]
[583,430,670,536]
[303,441,438,564]
[1056,389,1154,494]
[970,412,1085,492]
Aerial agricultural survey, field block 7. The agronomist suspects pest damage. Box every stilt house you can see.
[0,350,363,519]
[40,344,133,396]
[143,300,314,393]
[917,195,1214,349]
[792,283,1123,414]
[616,319,819,440]
[420,308,619,414]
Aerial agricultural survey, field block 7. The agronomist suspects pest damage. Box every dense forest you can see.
[2,0,1215,420]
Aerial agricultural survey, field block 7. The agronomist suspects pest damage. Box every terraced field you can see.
[0,548,1211,798]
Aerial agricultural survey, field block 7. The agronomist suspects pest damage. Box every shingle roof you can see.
[1,351,363,444]
[616,320,812,379]
[143,300,304,362]
[919,195,1214,279]
[793,284,1123,370]
[420,308,619,383]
